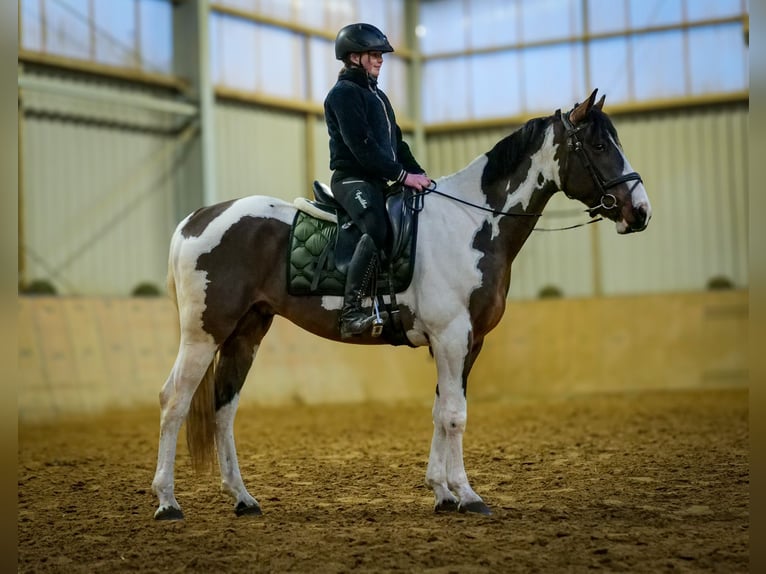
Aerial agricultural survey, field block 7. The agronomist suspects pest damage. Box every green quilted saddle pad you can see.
[287,211,416,296]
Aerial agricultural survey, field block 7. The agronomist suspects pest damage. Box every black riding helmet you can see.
[335,23,394,61]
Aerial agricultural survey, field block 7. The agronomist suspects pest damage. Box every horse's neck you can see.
[437,122,561,243]
[488,122,560,218]
[435,156,493,224]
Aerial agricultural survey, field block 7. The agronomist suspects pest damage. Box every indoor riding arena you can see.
[17,1,749,573]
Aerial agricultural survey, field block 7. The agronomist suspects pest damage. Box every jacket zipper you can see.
[371,87,396,161]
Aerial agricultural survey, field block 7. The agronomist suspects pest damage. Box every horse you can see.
[151,89,651,520]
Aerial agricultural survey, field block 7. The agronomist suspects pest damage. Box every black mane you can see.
[589,107,620,146]
[480,117,549,191]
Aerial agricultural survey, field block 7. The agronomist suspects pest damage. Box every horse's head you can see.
[557,89,651,234]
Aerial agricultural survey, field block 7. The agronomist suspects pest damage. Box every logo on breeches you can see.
[354,190,368,209]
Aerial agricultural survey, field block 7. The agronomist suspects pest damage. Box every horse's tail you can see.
[186,353,218,473]
[166,265,178,312]
[166,226,181,312]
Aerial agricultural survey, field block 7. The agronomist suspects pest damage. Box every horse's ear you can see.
[570,89,598,124]
[594,94,605,110]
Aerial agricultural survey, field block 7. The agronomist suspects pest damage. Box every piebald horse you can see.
[152,90,651,519]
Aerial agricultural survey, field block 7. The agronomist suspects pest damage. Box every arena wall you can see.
[18,290,748,423]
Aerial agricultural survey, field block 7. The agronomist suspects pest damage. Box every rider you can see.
[324,23,432,339]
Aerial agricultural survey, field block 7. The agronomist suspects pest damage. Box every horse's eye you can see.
[593,143,607,152]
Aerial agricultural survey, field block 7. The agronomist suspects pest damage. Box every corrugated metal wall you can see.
[215,106,344,203]
[312,115,333,190]
[20,68,747,299]
[604,106,749,295]
[423,103,749,299]
[20,71,185,296]
[215,102,309,203]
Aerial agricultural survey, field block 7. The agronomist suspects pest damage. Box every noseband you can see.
[558,110,642,216]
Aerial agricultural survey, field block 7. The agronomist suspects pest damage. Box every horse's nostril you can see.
[631,205,649,230]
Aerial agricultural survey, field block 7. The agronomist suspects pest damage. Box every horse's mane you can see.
[480,117,549,190]
[480,108,619,191]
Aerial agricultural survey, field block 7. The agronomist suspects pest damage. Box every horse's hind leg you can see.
[215,310,274,516]
[152,339,218,520]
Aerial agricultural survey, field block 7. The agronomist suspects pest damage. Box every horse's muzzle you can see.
[619,202,651,234]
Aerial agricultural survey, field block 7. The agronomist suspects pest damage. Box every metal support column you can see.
[18,65,25,287]
[173,0,217,210]
[406,0,426,163]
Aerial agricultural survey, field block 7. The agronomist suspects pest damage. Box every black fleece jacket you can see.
[324,66,424,184]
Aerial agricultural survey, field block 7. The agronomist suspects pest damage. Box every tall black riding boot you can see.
[340,234,386,338]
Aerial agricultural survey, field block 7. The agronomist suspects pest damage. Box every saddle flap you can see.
[385,186,421,261]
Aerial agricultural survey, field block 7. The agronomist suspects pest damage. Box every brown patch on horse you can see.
[466,221,514,338]
[181,200,237,238]
[196,216,290,344]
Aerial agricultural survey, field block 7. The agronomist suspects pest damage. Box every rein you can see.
[414,181,605,232]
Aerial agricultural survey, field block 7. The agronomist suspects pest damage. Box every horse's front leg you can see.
[426,330,490,515]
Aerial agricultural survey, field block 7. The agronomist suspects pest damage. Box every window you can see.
[20,0,174,77]
[209,0,410,117]
[419,0,749,125]
[688,23,748,94]
[632,31,686,100]
[588,38,631,104]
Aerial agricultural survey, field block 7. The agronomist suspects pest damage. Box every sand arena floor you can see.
[18,388,748,573]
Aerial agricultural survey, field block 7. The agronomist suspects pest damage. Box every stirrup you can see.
[339,304,388,339]
[370,298,385,337]
[340,313,374,338]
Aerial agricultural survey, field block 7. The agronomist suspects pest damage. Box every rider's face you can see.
[352,51,384,78]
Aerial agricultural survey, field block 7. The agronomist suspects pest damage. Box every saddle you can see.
[288,181,423,345]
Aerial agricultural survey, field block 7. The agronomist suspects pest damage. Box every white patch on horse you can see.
[620,140,652,214]
[404,161,487,342]
[490,125,561,239]
[440,155,493,218]
[320,295,343,312]
[611,134,652,234]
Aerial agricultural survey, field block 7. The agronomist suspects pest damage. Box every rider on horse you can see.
[324,23,432,338]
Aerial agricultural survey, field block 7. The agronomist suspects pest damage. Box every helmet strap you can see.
[347,53,363,67]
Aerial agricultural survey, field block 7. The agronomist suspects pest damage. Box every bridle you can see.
[558,109,643,218]
[410,109,644,231]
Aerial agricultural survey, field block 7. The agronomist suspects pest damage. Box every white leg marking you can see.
[216,394,260,510]
[425,324,485,509]
[426,396,459,507]
[151,340,217,517]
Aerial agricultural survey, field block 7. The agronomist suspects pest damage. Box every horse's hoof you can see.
[434,499,459,513]
[235,501,263,517]
[154,506,184,521]
[459,501,492,515]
